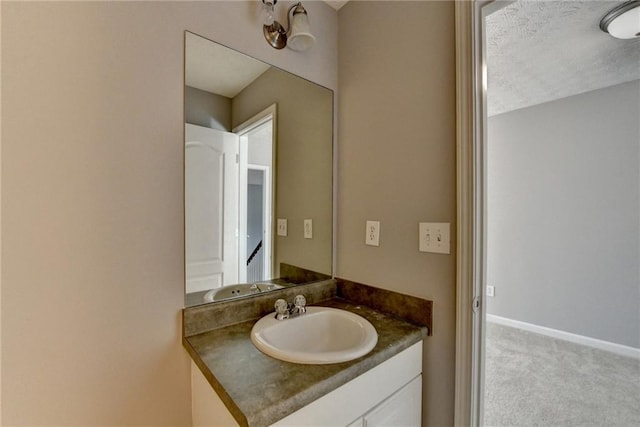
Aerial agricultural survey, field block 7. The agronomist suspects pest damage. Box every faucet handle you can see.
[274,298,289,320]
[294,294,306,313]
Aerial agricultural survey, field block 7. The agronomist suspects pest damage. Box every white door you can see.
[185,124,239,294]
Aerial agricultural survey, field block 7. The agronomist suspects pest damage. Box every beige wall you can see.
[232,68,333,278]
[1,1,337,425]
[337,2,457,426]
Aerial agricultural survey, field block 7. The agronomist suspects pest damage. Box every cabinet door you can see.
[363,376,421,427]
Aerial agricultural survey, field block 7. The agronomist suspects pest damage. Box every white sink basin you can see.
[250,306,378,364]
[203,283,284,302]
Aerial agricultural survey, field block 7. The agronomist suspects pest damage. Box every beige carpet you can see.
[483,322,640,426]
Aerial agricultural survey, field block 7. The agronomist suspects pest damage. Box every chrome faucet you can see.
[274,295,307,320]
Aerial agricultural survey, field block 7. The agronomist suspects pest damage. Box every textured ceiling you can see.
[486,0,640,116]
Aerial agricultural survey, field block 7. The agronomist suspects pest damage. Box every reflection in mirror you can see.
[184,32,333,307]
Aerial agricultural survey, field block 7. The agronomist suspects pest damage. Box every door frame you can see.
[233,104,277,283]
[454,0,499,424]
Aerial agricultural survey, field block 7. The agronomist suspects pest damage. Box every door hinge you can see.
[472,296,481,313]
[236,153,240,163]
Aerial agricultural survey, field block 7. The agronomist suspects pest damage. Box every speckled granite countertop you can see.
[183,297,428,427]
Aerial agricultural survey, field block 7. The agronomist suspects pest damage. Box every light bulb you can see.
[261,1,275,26]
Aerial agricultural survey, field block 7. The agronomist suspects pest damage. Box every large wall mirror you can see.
[184,32,333,307]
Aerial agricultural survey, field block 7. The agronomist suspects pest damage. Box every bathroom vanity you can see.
[182,279,432,427]
[182,29,434,427]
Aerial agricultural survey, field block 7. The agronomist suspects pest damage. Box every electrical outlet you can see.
[365,221,380,246]
[419,222,450,254]
[304,219,313,239]
[487,285,495,297]
[277,219,287,237]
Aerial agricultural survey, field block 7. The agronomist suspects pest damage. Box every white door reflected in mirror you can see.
[185,124,239,294]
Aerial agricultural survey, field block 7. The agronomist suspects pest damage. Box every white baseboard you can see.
[486,314,640,359]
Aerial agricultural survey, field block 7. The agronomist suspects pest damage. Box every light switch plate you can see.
[365,221,380,246]
[419,222,450,254]
[277,219,288,237]
[304,219,313,239]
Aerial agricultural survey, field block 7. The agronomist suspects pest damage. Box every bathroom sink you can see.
[250,306,378,364]
[203,283,284,302]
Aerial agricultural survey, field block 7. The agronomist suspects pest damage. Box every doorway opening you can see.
[234,105,276,284]
[246,167,271,282]
[455,1,640,425]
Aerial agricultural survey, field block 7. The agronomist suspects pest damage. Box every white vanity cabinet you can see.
[272,342,423,427]
[191,341,423,427]
[191,341,422,427]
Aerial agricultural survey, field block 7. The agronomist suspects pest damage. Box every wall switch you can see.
[365,221,380,246]
[304,219,313,239]
[277,219,287,237]
[419,222,450,254]
[487,285,495,297]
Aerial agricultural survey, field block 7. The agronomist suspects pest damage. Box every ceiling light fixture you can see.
[261,1,316,51]
[600,0,640,39]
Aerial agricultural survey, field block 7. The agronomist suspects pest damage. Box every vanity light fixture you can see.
[600,0,640,39]
[261,0,316,51]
